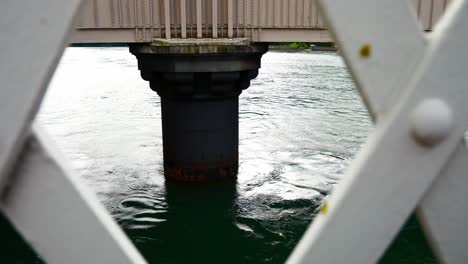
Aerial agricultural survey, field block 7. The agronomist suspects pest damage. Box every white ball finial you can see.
[410,98,453,146]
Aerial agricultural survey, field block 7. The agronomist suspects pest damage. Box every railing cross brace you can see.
[289,0,468,263]
[0,1,146,263]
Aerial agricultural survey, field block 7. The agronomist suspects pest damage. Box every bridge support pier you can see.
[130,39,267,182]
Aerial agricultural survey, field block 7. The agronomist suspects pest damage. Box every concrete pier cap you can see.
[130,38,268,182]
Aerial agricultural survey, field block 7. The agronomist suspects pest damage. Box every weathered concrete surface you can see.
[141,38,267,55]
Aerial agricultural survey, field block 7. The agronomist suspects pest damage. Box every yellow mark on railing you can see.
[360,44,371,58]
[320,202,329,214]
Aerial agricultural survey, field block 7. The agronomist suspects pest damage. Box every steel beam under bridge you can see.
[71,0,451,44]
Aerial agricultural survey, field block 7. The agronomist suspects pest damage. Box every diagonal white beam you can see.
[288,0,468,263]
[314,0,468,262]
[313,0,468,262]
[413,2,468,261]
[314,0,427,120]
[1,124,147,264]
[414,2,468,262]
[289,0,427,261]
[1,1,147,262]
[418,139,468,263]
[0,0,82,191]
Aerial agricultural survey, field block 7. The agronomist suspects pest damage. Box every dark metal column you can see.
[131,39,267,182]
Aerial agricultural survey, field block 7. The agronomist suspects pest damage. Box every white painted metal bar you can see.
[212,0,218,38]
[227,0,233,38]
[415,2,468,262]
[180,0,187,38]
[164,0,171,39]
[409,4,468,262]
[0,1,147,263]
[288,0,468,263]
[314,0,427,120]
[196,0,202,38]
[393,1,468,262]
[288,90,462,264]
[4,1,466,263]
[2,125,146,264]
[0,0,82,192]
[418,140,468,263]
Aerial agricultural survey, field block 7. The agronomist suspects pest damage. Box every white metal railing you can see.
[0,1,145,263]
[288,0,468,263]
[1,0,468,263]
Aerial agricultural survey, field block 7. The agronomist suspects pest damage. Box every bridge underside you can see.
[71,28,332,44]
[70,0,447,44]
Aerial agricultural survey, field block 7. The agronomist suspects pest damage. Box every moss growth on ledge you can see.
[151,40,171,47]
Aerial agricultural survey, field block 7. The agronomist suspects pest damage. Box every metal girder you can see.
[0,0,147,263]
[288,0,468,263]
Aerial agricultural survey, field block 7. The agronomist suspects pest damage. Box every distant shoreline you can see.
[269,45,337,52]
[269,42,337,52]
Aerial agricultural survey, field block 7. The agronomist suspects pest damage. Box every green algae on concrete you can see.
[139,38,266,55]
